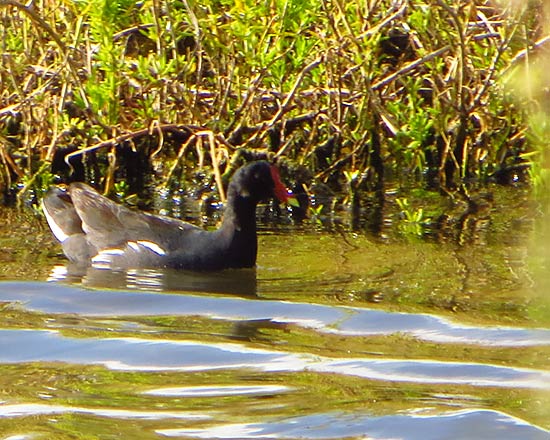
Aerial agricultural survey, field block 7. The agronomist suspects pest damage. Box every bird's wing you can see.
[42,187,84,242]
[68,183,202,253]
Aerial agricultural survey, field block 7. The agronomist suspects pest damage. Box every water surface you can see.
[0,194,549,439]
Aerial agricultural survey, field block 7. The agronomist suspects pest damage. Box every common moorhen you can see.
[42,161,292,270]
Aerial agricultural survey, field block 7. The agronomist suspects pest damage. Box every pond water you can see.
[0,186,549,439]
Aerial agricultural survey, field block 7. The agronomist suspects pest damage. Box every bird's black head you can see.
[230,161,290,204]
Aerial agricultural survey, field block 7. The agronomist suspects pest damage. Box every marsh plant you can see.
[0,0,544,212]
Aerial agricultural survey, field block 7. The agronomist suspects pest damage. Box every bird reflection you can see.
[48,264,258,297]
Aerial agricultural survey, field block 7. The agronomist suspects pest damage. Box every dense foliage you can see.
[0,0,547,206]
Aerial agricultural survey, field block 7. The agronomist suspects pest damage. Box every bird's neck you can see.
[218,193,259,267]
[221,194,257,234]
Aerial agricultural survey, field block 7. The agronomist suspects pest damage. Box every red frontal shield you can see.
[269,165,292,203]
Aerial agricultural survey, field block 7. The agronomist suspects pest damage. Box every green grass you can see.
[0,0,546,205]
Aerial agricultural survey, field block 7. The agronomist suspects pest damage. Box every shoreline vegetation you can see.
[0,0,549,221]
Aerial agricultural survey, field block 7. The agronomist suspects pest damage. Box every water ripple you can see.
[1,281,549,347]
[142,385,292,397]
[0,402,208,420]
[0,329,548,389]
[156,409,550,440]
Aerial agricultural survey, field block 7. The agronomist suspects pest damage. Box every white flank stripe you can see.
[91,248,125,265]
[99,249,125,256]
[137,240,166,256]
[128,241,140,252]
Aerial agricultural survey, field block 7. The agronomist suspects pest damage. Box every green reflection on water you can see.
[0,185,548,438]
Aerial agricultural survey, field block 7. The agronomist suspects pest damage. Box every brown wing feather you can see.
[68,183,201,253]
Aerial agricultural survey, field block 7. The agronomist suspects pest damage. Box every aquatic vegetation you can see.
[395,197,428,237]
[0,0,543,211]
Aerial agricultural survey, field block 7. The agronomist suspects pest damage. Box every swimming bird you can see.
[42,161,292,270]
